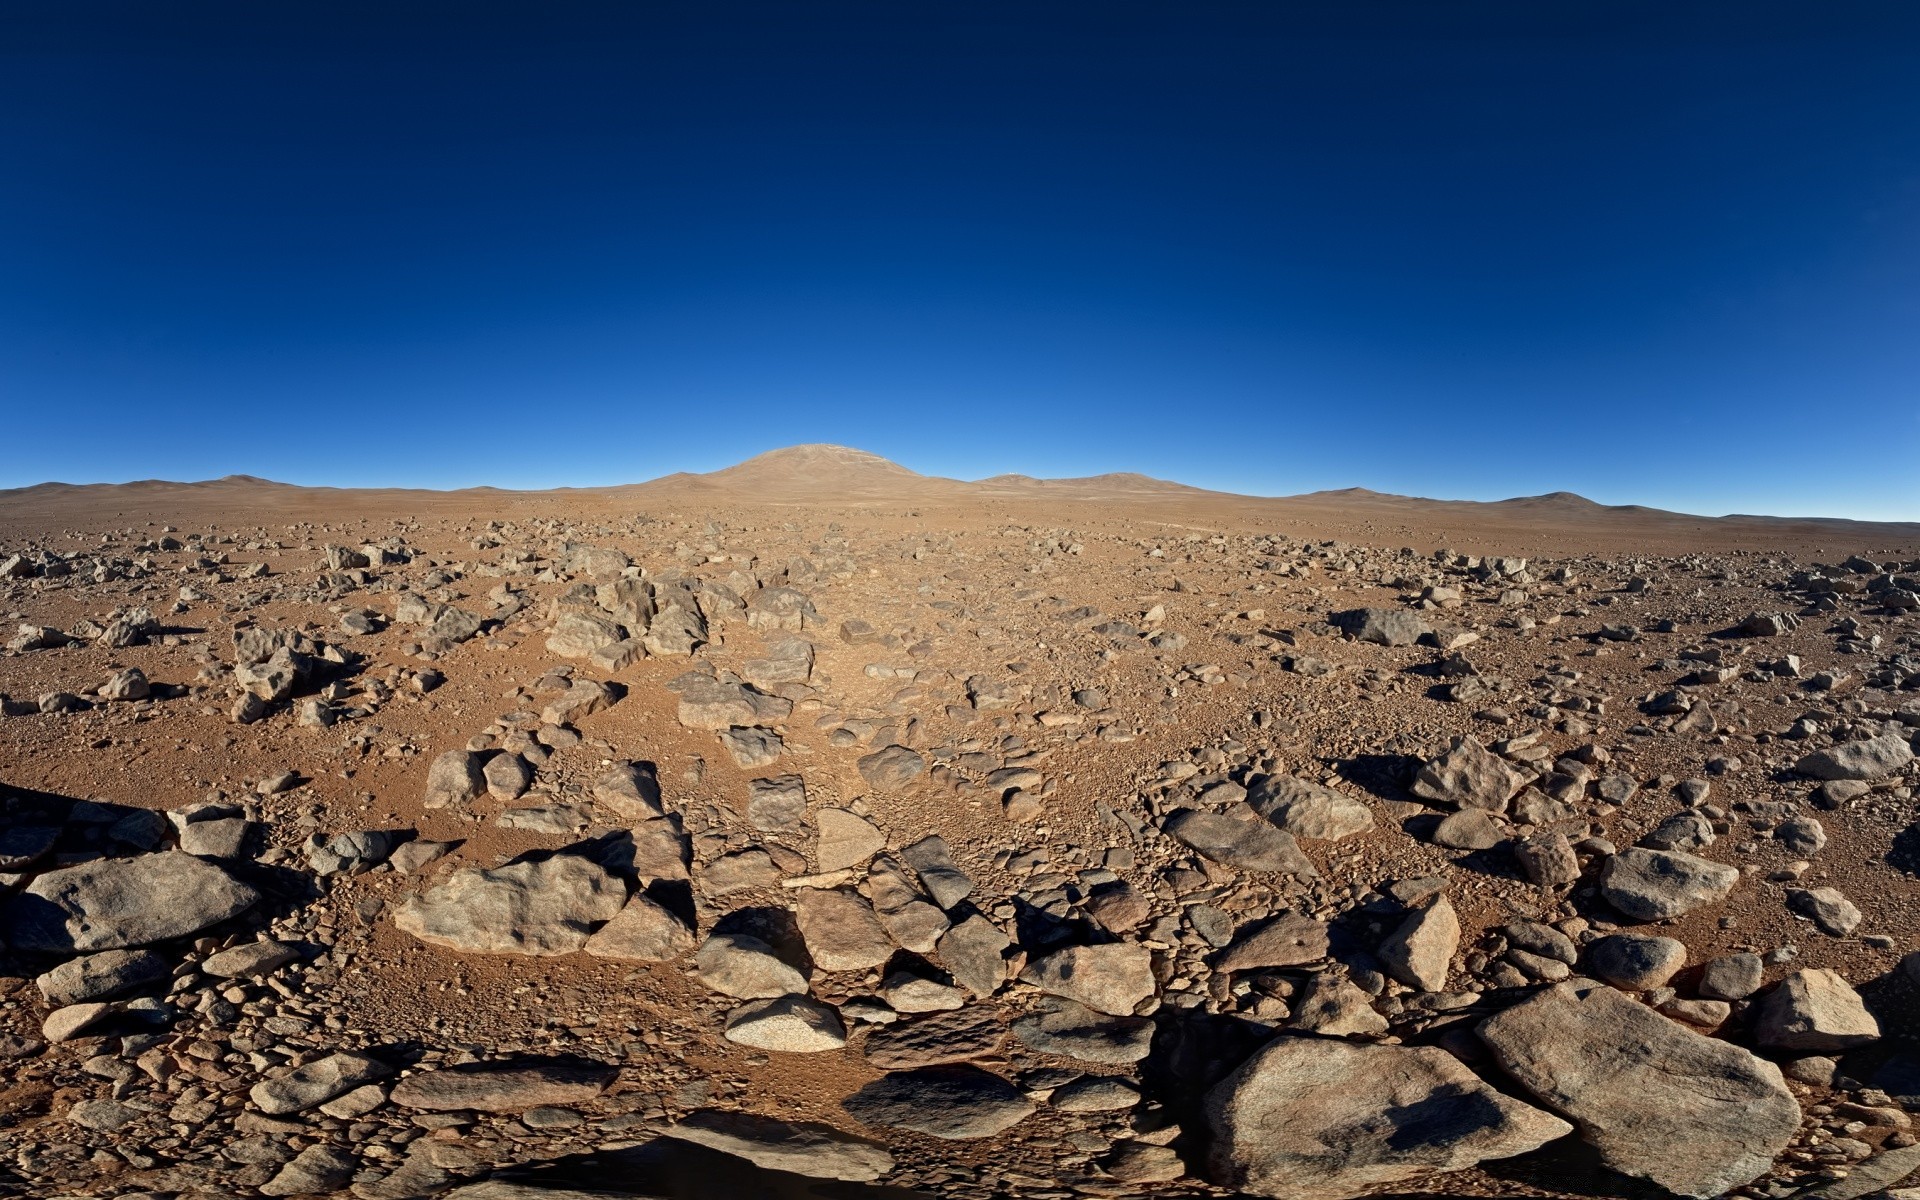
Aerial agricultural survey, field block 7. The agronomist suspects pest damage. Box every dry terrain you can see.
[2,444,1919,1200]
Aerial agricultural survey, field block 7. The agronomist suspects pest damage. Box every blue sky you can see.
[3,2,1918,518]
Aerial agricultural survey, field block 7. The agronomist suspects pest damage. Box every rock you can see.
[305,829,395,876]
[1599,848,1738,921]
[1753,968,1880,1051]
[1410,736,1527,811]
[1205,1037,1571,1200]
[740,636,815,690]
[35,949,170,1006]
[547,611,625,659]
[1640,809,1715,851]
[583,894,694,962]
[720,726,785,768]
[251,1051,393,1115]
[1335,606,1431,647]
[938,914,1011,998]
[44,1002,116,1042]
[694,933,809,999]
[542,679,618,727]
[1699,952,1765,1001]
[389,838,456,874]
[701,847,781,893]
[627,818,691,882]
[203,939,303,979]
[664,1109,893,1182]
[1011,997,1155,1063]
[864,1005,1004,1068]
[1084,879,1151,932]
[591,761,663,819]
[1478,980,1800,1198]
[878,972,967,1013]
[725,995,847,1052]
[260,1144,358,1196]
[1247,775,1373,840]
[393,855,626,956]
[1795,732,1913,781]
[857,744,926,790]
[1102,1141,1186,1182]
[1584,934,1686,990]
[390,1057,618,1112]
[6,851,259,953]
[1775,814,1827,855]
[900,834,973,909]
[67,1097,142,1131]
[745,774,808,834]
[794,887,895,972]
[424,750,486,809]
[1788,886,1863,936]
[1051,1076,1141,1112]
[1378,897,1459,992]
[676,676,789,731]
[483,752,532,801]
[815,808,885,871]
[1213,912,1330,972]
[1290,973,1389,1036]
[1512,830,1580,886]
[1020,942,1155,1015]
[1432,808,1505,850]
[0,823,57,871]
[98,668,149,701]
[1165,809,1319,876]
[842,1066,1034,1139]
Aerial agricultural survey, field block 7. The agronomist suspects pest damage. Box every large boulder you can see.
[1477,981,1800,1198]
[1205,1037,1570,1199]
[393,855,625,956]
[6,852,259,953]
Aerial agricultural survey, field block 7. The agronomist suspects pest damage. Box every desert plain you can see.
[1,444,1919,1200]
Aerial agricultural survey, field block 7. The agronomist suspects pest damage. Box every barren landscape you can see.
[0,445,1916,1200]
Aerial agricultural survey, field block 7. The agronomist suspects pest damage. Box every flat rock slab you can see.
[1477,980,1800,1198]
[864,1006,1005,1069]
[6,851,259,953]
[1599,848,1739,921]
[842,1065,1034,1140]
[1165,809,1319,877]
[390,1057,618,1112]
[394,854,626,956]
[1011,997,1154,1064]
[665,1109,894,1183]
[1213,912,1331,973]
[1205,1036,1570,1200]
[1019,942,1155,1016]
[251,1051,393,1115]
[1247,775,1374,840]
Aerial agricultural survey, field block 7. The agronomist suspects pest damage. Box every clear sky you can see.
[3,3,1918,518]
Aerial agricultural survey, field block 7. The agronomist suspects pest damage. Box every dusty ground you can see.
[1,445,1918,1200]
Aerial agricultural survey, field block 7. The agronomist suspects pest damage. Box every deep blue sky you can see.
[4,3,1918,517]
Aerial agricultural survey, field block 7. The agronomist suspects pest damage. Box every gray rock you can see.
[423,750,486,809]
[1377,897,1459,992]
[6,851,258,953]
[937,914,1011,998]
[1698,952,1765,1001]
[1787,886,1862,936]
[1290,973,1389,1036]
[260,1144,357,1196]
[664,1109,892,1182]
[1019,943,1155,1015]
[900,834,973,909]
[1335,607,1431,647]
[745,774,808,834]
[1410,736,1527,812]
[794,887,895,972]
[814,808,885,872]
[725,995,847,1052]
[856,744,926,790]
[1432,808,1506,850]
[695,933,808,999]
[1213,912,1330,973]
[1247,775,1373,840]
[676,676,790,731]
[36,948,170,1006]
[842,1065,1034,1139]
[390,1057,618,1112]
[1795,732,1913,781]
[583,894,694,962]
[484,752,532,801]
[1584,934,1686,990]
[1165,808,1319,876]
[541,679,618,727]
[1011,997,1154,1063]
[393,855,626,956]
[1206,1037,1570,1200]
[1599,848,1738,921]
[1752,968,1880,1052]
[590,761,664,820]
[203,939,303,979]
[1511,830,1580,886]
[251,1051,392,1115]
[863,1005,1004,1068]
[1477,980,1799,1198]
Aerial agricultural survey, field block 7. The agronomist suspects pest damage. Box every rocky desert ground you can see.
[3,444,1920,1200]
